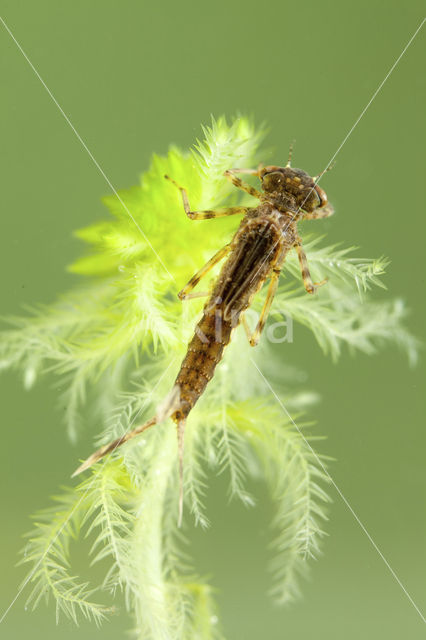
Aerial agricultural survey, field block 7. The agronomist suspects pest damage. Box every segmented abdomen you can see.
[172,310,233,419]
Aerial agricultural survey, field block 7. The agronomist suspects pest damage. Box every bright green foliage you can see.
[22,461,134,625]
[274,239,418,363]
[0,117,418,638]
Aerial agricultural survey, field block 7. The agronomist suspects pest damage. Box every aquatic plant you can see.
[0,117,417,638]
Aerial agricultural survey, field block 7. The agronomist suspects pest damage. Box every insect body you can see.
[73,156,334,521]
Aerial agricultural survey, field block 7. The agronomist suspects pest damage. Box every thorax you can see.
[241,203,298,246]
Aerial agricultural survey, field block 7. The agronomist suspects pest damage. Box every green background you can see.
[1,1,424,638]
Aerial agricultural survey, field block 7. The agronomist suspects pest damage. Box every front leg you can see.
[303,203,334,220]
[165,175,247,220]
[224,169,263,199]
[225,165,263,176]
[294,241,327,294]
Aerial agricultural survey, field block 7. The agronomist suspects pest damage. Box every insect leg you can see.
[303,203,334,220]
[180,291,209,300]
[247,269,281,347]
[241,313,252,342]
[179,244,231,300]
[165,175,246,220]
[294,241,327,293]
[226,166,263,176]
[224,169,263,199]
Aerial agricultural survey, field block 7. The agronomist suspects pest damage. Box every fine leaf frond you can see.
[183,419,212,529]
[274,286,419,363]
[288,236,390,295]
[227,399,330,603]
[214,417,255,506]
[21,485,111,625]
[194,115,266,207]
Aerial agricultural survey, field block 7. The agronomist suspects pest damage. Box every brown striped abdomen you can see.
[172,310,233,420]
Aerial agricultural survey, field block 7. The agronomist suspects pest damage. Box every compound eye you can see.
[314,184,328,208]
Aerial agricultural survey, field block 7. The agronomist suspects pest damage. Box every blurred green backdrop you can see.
[1,1,424,638]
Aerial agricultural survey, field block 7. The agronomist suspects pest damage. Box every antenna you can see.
[286,140,296,167]
[313,161,336,181]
